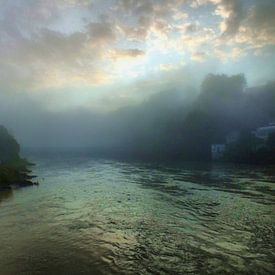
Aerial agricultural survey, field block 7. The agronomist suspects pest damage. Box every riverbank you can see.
[0,158,37,190]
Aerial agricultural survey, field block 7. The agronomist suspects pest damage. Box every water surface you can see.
[0,153,274,274]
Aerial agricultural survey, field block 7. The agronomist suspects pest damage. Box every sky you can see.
[0,0,275,113]
[0,0,274,266]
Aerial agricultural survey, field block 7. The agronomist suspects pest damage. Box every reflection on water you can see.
[0,153,274,274]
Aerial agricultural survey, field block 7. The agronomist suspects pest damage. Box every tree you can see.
[0,126,20,163]
[201,73,246,100]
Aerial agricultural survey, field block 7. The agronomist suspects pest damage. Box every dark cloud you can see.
[218,0,244,36]
[243,0,275,46]
[214,0,275,49]
[87,20,117,44]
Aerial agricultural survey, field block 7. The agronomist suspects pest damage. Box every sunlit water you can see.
[0,152,275,274]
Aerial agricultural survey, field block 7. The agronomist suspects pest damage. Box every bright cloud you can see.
[0,0,274,109]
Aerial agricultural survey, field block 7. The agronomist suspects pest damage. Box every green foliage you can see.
[0,126,20,163]
[0,126,35,189]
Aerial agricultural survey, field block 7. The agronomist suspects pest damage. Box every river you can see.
[0,152,274,274]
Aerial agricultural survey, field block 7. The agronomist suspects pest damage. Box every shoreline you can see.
[0,159,37,191]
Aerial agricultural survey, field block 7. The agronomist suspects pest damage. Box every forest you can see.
[87,74,275,163]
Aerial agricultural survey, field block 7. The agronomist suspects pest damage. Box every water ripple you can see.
[0,155,274,274]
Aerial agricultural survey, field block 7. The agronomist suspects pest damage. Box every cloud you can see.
[115,0,190,41]
[191,0,244,36]
[0,3,120,91]
[191,51,208,62]
[193,0,246,36]
[0,0,191,92]
[210,0,275,49]
[87,20,117,44]
[213,46,245,62]
[178,27,216,53]
[183,23,200,33]
[190,0,275,58]
[108,48,145,60]
[235,0,275,49]
[0,0,274,98]
[0,26,112,91]
[214,0,244,36]
[159,63,182,72]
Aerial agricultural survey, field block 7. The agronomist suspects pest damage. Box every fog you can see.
[1,73,274,161]
[1,2,275,275]
[1,0,275,161]
[0,80,196,149]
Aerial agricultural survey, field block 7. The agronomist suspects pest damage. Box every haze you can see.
[0,0,275,152]
[1,3,275,273]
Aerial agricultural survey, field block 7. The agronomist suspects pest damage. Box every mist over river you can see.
[0,152,274,274]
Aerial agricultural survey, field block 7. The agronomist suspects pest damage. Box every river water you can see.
[0,152,274,274]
